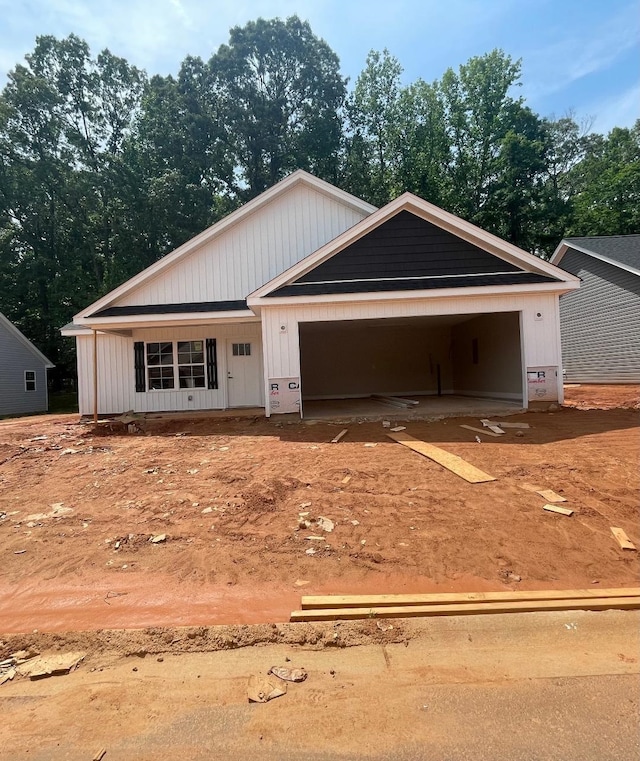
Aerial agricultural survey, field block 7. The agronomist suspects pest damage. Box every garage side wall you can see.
[261,291,563,414]
[451,312,522,399]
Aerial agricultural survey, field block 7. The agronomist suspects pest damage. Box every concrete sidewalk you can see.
[2,609,638,760]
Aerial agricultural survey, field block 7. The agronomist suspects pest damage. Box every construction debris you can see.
[390,426,406,432]
[611,527,636,551]
[387,432,496,484]
[480,419,505,434]
[17,652,85,680]
[331,429,348,444]
[485,421,530,429]
[292,588,640,622]
[316,516,334,533]
[460,425,501,438]
[543,504,574,516]
[150,534,167,543]
[247,674,287,703]
[268,666,308,682]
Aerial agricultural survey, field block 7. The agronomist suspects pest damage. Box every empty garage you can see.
[299,312,523,411]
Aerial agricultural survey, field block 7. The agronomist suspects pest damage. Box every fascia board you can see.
[248,279,579,309]
[75,171,376,320]
[82,312,259,330]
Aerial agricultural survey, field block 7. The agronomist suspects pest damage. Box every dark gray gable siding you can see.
[0,322,49,415]
[558,248,640,383]
[297,211,523,282]
[268,210,557,297]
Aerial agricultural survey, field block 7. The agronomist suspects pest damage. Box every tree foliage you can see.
[0,22,636,386]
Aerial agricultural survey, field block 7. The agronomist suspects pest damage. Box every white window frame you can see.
[24,370,37,392]
[145,340,207,392]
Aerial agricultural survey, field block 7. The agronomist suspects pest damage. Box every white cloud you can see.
[588,83,640,133]
[522,2,640,101]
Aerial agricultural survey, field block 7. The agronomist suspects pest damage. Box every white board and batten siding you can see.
[111,185,369,308]
[76,323,263,416]
[261,291,564,415]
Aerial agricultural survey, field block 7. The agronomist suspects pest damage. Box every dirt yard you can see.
[0,385,638,634]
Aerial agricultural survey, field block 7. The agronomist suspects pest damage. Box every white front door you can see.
[227,339,262,407]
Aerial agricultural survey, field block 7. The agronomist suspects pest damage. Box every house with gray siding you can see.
[0,313,54,416]
[551,235,640,383]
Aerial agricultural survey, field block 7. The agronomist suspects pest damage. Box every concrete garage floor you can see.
[302,394,524,421]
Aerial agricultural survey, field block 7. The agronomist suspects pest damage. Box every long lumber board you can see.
[386,432,496,483]
[301,588,640,610]
[291,596,640,622]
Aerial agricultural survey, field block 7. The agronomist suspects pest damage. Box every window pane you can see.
[178,364,205,388]
[25,371,36,381]
[244,343,251,356]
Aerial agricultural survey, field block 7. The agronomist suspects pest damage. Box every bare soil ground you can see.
[1,385,638,636]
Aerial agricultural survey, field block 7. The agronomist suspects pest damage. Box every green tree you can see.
[0,35,145,380]
[210,16,347,198]
[568,121,640,235]
[439,50,524,221]
[343,49,403,205]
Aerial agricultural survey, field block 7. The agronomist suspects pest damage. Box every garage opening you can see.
[299,312,523,416]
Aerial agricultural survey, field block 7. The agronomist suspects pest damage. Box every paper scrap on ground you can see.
[247,674,287,703]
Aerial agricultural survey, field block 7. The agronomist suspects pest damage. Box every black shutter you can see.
[134,341,146,392]
[206,338,218,389]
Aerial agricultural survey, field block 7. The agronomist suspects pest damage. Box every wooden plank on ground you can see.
[480,419,505,434]
[331,429,348,444]
[611,527,637,550]
[537,489,567,503]
[300,588,639,610]
[386,432,496,483]
[291,596,640,622]
[543,504,574,516]
[520,484,567,502]
[341,476,351,484]
[486,421,530,428]
[460,425,501,438]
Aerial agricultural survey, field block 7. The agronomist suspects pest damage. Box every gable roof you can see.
[0,313,54,367]
[551,235,640,277]
[75,170,377,321]
[250,193,579,302]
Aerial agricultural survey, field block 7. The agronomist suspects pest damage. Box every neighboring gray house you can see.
[0,313,54,416]
[551,235,640,383]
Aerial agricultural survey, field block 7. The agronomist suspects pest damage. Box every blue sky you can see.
[1,0,638,134]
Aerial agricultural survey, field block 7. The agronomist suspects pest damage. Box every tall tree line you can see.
[1,16,638,384]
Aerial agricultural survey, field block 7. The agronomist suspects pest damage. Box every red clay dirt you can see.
[1,385,638,634]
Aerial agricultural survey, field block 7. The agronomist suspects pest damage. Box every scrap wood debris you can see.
[611,527,636,551]
[1,649,85,683]
[387,432,496,484]
[543,504,574,516]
